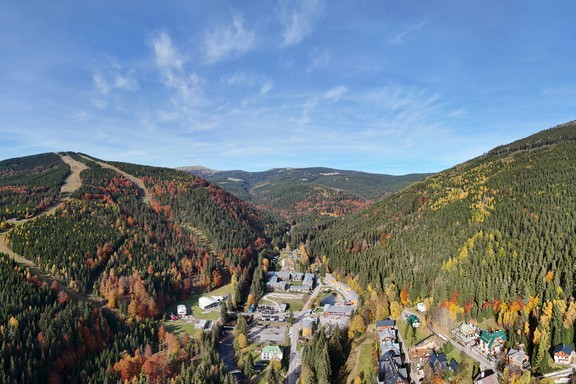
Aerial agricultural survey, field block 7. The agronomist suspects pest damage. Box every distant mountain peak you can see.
[177,165,220,176]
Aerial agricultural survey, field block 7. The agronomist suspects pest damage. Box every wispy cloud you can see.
[323,85,348,102]
[93,69,139,94]
[307,47,331,72]
[220,70,274,96]
[389,21,427,45]
[279,0,324,46]
[148,31,204,106]
[204,14,255,62]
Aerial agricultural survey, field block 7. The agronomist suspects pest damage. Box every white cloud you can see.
[260,80,274,95]
[323,85,348,102]
[307,48,331,72]
[389,22,427,45]
[93,69,139,96]
[148,32,204,107]
[279,0,324,46]
[93,73,110,94]
[204,14,255,62]
[151,31,183,71]
[220,70,274,96]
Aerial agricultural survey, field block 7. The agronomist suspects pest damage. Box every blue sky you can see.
[1,1,575,174]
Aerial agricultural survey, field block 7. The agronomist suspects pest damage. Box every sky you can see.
[1,1,575,174]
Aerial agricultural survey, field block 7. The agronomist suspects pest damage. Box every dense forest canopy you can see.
[0,153,69,220]
[311,121,576,305]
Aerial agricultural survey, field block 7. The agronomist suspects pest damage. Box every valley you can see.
[1,122,576,383]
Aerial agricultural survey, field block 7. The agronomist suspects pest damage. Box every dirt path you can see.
[0,153,104,306]
[80,155,150,204]
[181,224,218,258]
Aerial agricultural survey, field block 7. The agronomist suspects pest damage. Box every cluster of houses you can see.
[452,323,508,356]
[375,319,410,384]
[266,271,315,292]
[453,322,575,372]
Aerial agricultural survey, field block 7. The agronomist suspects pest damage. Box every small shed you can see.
[177,304,187,317]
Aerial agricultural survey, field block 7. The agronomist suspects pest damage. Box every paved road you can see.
[286,283,322,384]
[426,323,495,371]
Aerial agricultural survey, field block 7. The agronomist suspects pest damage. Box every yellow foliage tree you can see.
[8,316,18,329]
[348,315,366,338]
[237,333,248,349]
[390,301,403,319]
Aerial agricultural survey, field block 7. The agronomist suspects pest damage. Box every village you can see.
[162,248,576,384]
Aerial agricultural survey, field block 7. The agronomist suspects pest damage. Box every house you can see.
[323,304,354,317]
[407,314,420,328]
[453,322,479,345]
[378,328,397,342]
[552,343,574,365]
[507,347,530,370]
[449,358,459,372]
[380,339,402,358]
[473,370,499,384]
[177,304,187,317]
[478,330,507,354]
[266,275,290,291]
[302,273,315,289]
[417,302,426,312]
[376,319,396,331]
[428,351,447,372]
[261,345,283,361]
[302,317,317,337]
[377,351,409,384]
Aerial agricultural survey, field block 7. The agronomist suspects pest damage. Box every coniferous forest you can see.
[1,122,576,381]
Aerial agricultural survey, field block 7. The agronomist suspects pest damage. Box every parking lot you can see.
[248,323,288,345]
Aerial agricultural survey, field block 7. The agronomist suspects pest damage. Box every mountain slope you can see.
[311,121,576,306]
[180,166,430,219]
[2,152,286,312]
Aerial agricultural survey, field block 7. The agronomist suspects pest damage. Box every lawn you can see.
[166,283,233,321]
[163,318,202,338]
[397,320,433,346]
[163,283,233,336]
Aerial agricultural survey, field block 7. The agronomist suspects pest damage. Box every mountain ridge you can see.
[179,165,431,219]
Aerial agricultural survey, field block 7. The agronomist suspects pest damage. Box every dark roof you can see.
[378,351,409,384]
[553,343,574,355]
[428,351,447,371]
[449,358,459,372]
[376,319,396,328]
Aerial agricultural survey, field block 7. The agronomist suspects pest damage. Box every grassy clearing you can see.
[163,319,202,338]
[166,283,233,321]
[397,320,432,346]
[346,335,374,383]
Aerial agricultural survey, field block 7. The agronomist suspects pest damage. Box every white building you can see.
[177,304,187,316]
[417,302,426,312]
[199,295,225,310]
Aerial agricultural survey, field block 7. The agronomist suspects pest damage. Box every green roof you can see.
[408,314,420,325]
[480,330,507,348]
[262,345,282,354]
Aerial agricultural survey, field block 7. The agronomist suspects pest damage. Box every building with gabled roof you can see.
[428,350,447,372]
[552,343,574,365]
[376,319,396,331]
[507,347,530,370]
[478,329,507,354]
[377,351,408,384]
[261,345,283,361]
[474,370,499,384]
[453,322,479,345]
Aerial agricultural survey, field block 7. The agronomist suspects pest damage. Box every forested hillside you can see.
[181,166,429,220]
[311,121,576,305]
[4,153,287,316]
[0,153,69,220]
